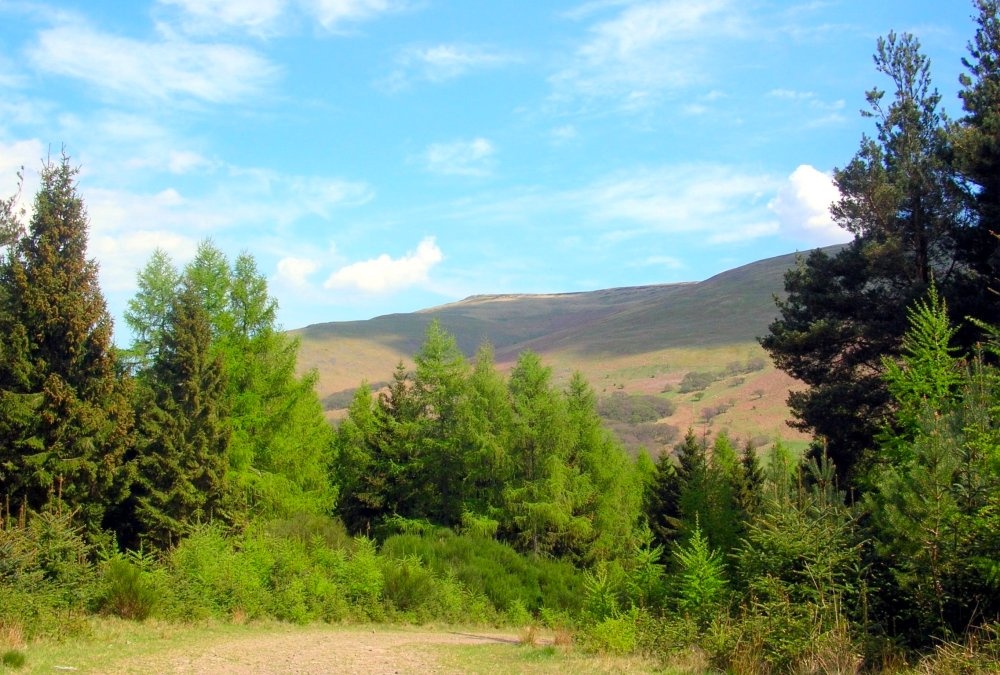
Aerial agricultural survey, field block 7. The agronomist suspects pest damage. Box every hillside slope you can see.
[294,248,829,451]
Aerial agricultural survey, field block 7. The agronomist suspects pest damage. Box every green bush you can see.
[580,608,639,655]
[380,532,584,616]
[96,553,163,620]
[1,650,26,669]
[678,371,716,394]
[167,526,269,620]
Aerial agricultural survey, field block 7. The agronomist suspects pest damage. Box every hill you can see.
[294,248,831,453]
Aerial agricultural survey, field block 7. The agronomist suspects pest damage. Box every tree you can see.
[132,281,231,548]
[410,320,472,525]
[957,0,1000,304]
[123,248,180,372]
[865,290,1000,642]
[217,253,334,520]
[762,33,972,482]
[125,246,336,523]
[461,342,514,519]
[0,155,132,533]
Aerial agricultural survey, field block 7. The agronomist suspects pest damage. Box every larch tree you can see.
[123,247,180,373]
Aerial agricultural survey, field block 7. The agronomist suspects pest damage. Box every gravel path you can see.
[103,626,522,674]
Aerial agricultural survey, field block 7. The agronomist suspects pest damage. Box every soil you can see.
[103,626,524,674]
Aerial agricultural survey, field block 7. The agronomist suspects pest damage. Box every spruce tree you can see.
[0,156,131,533]
[133,281,230,548]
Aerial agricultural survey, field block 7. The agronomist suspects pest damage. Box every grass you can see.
[12,620,671,674]
[440,641,664,674]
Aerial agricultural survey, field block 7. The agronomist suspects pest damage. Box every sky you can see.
[0,0,982,341]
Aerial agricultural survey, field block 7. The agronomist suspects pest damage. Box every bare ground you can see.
[101,626,526,674]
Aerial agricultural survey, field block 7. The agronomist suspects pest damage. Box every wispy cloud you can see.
[28,21,278,104]
[84,169,373,291]
[551,0,746,110]
[324,236,443,293]
[157,0,286,37]
[381,43,519,90]
[274,256,321,288]
[768,88,846,127]
[424,138,495,177]
[308,0,406,31]
[156,0,406,36]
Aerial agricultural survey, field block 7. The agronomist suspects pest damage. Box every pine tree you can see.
[133,281,231,548]
[645,450,683,552]
[958,0,1000,303]
[762,33,973,483]
[0,156,131,533]
[410,320,471,525]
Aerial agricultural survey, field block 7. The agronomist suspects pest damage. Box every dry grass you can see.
[519,624,539,647]
[552,627,573,647]
[0,620,25,649]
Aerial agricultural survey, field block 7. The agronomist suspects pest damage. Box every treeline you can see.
[2,2,1000,671]
[0,161,334,551]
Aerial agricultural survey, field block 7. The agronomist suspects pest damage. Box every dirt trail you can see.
[104,626,522,674]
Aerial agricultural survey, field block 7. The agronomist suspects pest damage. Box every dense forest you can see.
[2,2,1000,672]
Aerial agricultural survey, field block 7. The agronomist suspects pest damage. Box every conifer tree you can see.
[123,248,179,373]
[410,320,471,525]
[762,32,974,483]
[133,281,230,548]
[218,253,334,519]
[0,156,131,533]
[958,0,1000,303]
[462,342,514,517]
[334,383,390,534]
[645,450,683,552]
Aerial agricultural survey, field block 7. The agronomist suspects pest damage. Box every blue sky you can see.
[0,0,980,339]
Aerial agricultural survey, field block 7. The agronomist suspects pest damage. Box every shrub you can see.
[678,372,715,394]
[1,650,26,669]
[96,552,163,620]
[581,608,639,655]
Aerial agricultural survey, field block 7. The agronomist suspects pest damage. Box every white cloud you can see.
[425,138,495,177]
[551,0,745,108]
[585,164,779,238]
[307,0,404,31]
[633,254,683,269]
[158,0,285,36]
[768,164,849,244]
[28,22,278,104]
[383,43,518,89]
[550,125,578,143]
[0,139,46,222]
[167,150,214,174]
[81,169,372,293]
[324,236,443,293]
[90,228,199,291]
[708,221,780,244]
[275,256,321,288]
[156,0,404,36]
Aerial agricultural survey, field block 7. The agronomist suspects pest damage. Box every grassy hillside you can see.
[294,248,832,452]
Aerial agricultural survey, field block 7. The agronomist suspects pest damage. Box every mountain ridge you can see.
[294,246,833,450]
